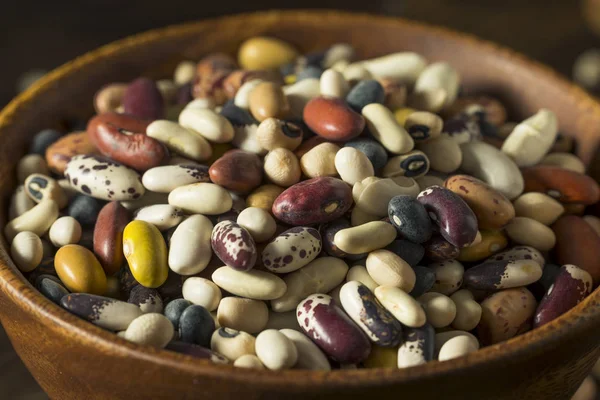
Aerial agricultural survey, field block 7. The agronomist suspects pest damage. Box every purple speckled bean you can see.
[262,227,321,273]
[297,293,371,364]
[417,185,478,248]
[123,78,165,120]
[533,264,593,328]
[211,220,257,271]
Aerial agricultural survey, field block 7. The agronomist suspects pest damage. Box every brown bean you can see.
[303,96,365,141]
[552,215,600,284]
[522,166,600,204]
[93,202,130,276]
[248,82,290,122]
[45,131,98,174]
[209,150,263,194]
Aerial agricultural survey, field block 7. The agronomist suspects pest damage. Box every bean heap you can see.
[7,36,600,370]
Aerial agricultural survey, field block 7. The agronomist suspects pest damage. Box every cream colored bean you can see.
[24,173,68,209]
[416,174,446,190]
[179,108,234,143]
[263,148,301,187]
[388,176,421,197]
[583,215,600,237]
[168,183,232,215]
[414,62,460,108]
[48,216,82,247]
[142,165,209,193]
[184,98,215,111]
[501,109,558,167]
[256,118,303,151]
[147,120,212,161]
[174,60,196,85]
[335,147,375,185]
[513,192,565,225]
[217,297,268,334]
[350,206,379,226]
[284,78,320,119]
[334,222,396,254]
[320,68,349,98]
[280,329,331,371]
[134,204,183,231]
[17,154,49,183]
[434,330,479,355]
[374,286,426,327]
[429,260,464,296]
[5,200,59,242]
[346,265,378,291]
[300,142,340,178]
[505,217,556,251]
[94,83,126,114]
[418,292,456,328]
[124,313,174,348]
[232,124,267,155]
[271,257,348,312]
[211,328,256,361]
[9,185,35,220]
[265,310,301,331]
[366,250,416,292]
[437,335,479,362]
[404,111,443,142]
[450,290,482,331]
[572,376,598,400]
[234,79,264,109]
[353,177,419,216]
[182,277,222,311]
[539,152,586,173]
[407,88,448,113]
[342,64,373,83]
[169,215,213,275]
[350,52,427,84]
[236,207,276,243]
[255,330,298,371]
[233,354,265,369]
[10,231,43,272]
[362,103,414,154]
[323,43,355,68]
[417,135,462,173]
[212,267,287,301]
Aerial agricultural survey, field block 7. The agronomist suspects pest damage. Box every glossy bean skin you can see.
[272,177,353,225]
[46,131,99,174]
[297,294,371,364]
[417,186,478,248]
[123,78,165,120]
[522,166,600,204]
[123,220,169,288]
[93,201,130,276]
[55,244,107,295]
[303,96,365,141]
[211,220,257,271]
[552,215,600,284]
[534,265,593,327]
[179,304,215,347]
[87,112,167,172]
[209,150,263,194]
[388,195,432,244]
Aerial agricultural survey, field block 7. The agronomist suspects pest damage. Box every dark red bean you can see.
[208,150,263,194]
[123,78,165,120]
[303,96,365,141]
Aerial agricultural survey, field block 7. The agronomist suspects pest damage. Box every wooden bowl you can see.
[1,10,600,400]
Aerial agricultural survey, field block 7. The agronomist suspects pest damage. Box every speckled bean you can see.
[211,220,257,271]
[262,227,321,273]
[429,259,464,295]
[61,293,141,330]
[397,323,435,368]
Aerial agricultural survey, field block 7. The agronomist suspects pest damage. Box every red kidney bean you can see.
[303,96,365,141]
[424,235,459,262]
[211,220,257,271]
[93,201,130,276]
[522,166,600,204]
[123,78,165,120]
[208,150,263,194]
[417,185,478,248]
[87,112,167,171]
[552,215,600,285]
[533,264,593,327]
[297,293,371,364]
[272,177,353,225]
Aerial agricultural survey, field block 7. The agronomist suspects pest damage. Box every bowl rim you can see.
[1,9,599,387]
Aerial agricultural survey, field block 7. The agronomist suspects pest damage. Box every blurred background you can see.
[2,0,600,398]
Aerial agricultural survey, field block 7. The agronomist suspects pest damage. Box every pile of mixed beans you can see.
[6,36,600,370]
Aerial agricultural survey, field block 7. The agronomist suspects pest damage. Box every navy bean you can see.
[61,293,142,331]
[30,129,62,155]
[179,304,215,347]
[397,323,435,368]
[409,266,436,297]
[344,138,388,170]
[35,274,69,305]
[166,341,229,364]
[346,80,385,112]
[384,240,425,267]
[388,195,432,244]
[67,195,104,227]
[164,298,192,330]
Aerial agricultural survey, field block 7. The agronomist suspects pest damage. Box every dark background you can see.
[1,1,600,399]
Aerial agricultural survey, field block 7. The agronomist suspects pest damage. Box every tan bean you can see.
[256,118,303,151]
[513,192,565,225]
[263,148,301,187]
[450,290,482,331]
[504,217,556,251]
[300,142,340,178]
[335,222,396,254]
[217,297,268,334]
[418,292,456,328]
[366,249,415,292]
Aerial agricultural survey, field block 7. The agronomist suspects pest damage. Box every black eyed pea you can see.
[256,118,303,151]
[388,195,433,244]
[255,329,298,371]
[210,327,256,362]
[182,277,222,312]
[283,78,320,119]
[169,215,213,275]
[397,323,435,368]
[271,256,348,312]
[217,297,268,334]
[178,107,235,143]
[463,259,543,290]
[24,173,68,209]
[437,335,479,362]
[449,290,482,331]
[346,265,378,291]
[366,249,416,292]
[382,150,430,179]
[10,231,43,272]
[9,185,35,220]
[374,285,426,328]
[404,111,443,142]
[236,207,277,243]
[350,52,427,85]
[320,68,349,98]
[35,275,69,305]
[504,217,556,252]
[233,354,265,369]
[414,62,460,108]
[60,293,142,331]
[17,154,49,183]
[127,285,164,314]
[353,177,419,217]
[512,192,565,226]
[350,206,380,226]
[362,103,414,154]
[146,120,213,162]
[133,204,184,231]
[212,267,287,300]
[164,299,192,330]
[263,148,302,187]
[340,281,403,347]
[265,310,302,331]
[5,199,59,242]
[169,183,232,215]
[280,329,331,371]
[539,152,586,173]
[179,304,215,347]
[417,135,463,174]
[262,227,322,273]
[429,259,464,295]
[418,292,457,329]
[334,221,397,254]
[48,216,82,247]
[124,313,174,348]
[501,109,558,167]
[300,142,340,178]
[211,220,257,271]
[334,147,375,185]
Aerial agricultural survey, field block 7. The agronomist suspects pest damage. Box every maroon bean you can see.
[272,177,353,226]
[211,220,257,271]
[303,96,365,141]
[123,78,165,120]
[417,185,478,248]
[208,150,263,194]
[424,235,459,262]
[297,294,371,364]
[93,201,130,276]
[87,112,167,172]
[533,264,593,328]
